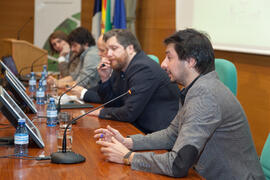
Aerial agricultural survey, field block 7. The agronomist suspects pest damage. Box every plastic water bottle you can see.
[14,118,29,156]
[36,80,45,105]
[43,65,48,77]
[28,72,36,100]
[41,71,47,91]
[46,97,58,127]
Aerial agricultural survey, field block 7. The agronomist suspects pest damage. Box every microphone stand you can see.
[18,53,48,83]
[17,17,33,40]
[19,61,57,77]
[50,89,133,164]
[57,72,92,113]
[57,64,106,113]
[30,53,48,72]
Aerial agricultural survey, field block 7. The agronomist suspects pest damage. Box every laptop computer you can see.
[0,86,44,148]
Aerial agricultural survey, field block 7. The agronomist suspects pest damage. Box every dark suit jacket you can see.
[84,51,180,134]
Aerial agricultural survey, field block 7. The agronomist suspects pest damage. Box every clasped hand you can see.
[94,125,132,164]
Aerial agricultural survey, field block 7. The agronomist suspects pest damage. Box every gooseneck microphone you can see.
[19,61,57,76]
[57,65,105,113]
[50,88,134,164]
[17,17,33,40]
[57,73,90,113]
[30,53,48,72]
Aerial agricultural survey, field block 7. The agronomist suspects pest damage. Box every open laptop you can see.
[0,86,44,148]
[0,59,25,91]
[4,71,37,114]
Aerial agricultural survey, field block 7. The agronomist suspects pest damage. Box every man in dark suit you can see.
[85,29,180,134]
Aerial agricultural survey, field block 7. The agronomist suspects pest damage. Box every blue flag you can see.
[113,0,126,29]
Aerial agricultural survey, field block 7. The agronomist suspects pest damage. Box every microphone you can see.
[50,88,134,164]
[19,61,57,76]
[17,17,33,40]
[57,71,97,113]
[30,53,48,72]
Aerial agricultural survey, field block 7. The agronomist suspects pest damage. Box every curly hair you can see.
[68,27,96,47]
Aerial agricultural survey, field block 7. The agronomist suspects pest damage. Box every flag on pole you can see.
[101,0,112,33]
[113,0,126,29]
[91,0,102,41]
[93,0,126,36]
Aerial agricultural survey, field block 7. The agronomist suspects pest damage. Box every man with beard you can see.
[94,29,265,180]
[69,34,107,103]
[87,29,180,134]
[47,27,100,89]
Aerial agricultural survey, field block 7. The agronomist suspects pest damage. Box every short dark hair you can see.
[49,31,68,54]
[164,29,215,74]
[68,27,96,47]
[103,29,141,52]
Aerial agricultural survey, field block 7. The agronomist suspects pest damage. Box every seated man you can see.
[48,27,100,89]
[94,29,265,179]
[49,30,80,77]
[88,29,180,134]
[70,34,107,103]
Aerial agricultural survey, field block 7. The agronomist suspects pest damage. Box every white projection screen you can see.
[176,0,270,55]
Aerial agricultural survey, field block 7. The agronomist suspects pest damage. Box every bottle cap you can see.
[50,97,55,102]
[18,118,26,123]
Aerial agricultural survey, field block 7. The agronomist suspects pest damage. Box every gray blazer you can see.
[71,46,100,89]
[130,71,265,180]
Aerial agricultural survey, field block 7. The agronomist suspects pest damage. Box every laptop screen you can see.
[0,86,44,148]
[1,56,19,77]
[4,71,37,114]
[0,60,25,91]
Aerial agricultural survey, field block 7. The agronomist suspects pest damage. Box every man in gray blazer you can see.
[48,27,100,89]
[94,29,265,179]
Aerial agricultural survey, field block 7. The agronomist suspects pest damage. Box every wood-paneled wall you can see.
[0,0,269,154]
[135,0,175,61]
[215,50,270,154]
[0,0,34,58]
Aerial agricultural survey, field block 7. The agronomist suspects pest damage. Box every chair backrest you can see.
[261,133,270,180]
[215,58,237,96]
[148,54,159,64]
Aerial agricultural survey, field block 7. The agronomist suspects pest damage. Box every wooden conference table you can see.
[0,104,204,180]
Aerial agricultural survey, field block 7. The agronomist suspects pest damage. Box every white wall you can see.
[176,0,270,55]
[34,0,81,48]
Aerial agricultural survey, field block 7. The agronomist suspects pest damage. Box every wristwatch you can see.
[123,151,133,165]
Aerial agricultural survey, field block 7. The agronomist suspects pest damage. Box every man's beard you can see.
[74,46,85,58]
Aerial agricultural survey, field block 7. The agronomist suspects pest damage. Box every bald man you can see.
[69,35,109,102]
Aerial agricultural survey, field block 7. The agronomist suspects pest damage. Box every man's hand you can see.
[70,85,85,99]
[47,76,57,86]
[98,58,112,82]
[94,125,133,149]
[59,42,70,57]
[96,137,130,164]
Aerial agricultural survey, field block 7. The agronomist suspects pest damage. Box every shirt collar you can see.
[180,75,201,105]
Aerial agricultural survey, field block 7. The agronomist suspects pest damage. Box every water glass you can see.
[57,112,72,152]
